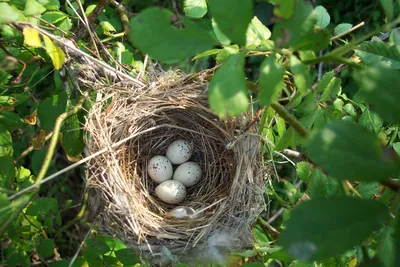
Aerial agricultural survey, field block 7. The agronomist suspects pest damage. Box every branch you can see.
[271,102,309,138]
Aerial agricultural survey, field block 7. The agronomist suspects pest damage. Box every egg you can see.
[147,155,173,184]
[166,139,193,164]
[155,180,186,204]
[173,161,202,187]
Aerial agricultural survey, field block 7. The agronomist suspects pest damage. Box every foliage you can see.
[0,0,400,266]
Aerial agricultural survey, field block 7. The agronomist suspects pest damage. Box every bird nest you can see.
[84,69,269,265]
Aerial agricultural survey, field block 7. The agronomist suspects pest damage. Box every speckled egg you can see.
[147,155,173,184]
[166,139,192,164]
[155,180,186,204]
[173,161,202,187]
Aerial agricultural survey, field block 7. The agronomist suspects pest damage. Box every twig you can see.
[331,21,365,41]
[271,102,309,138]
[281,149,306,161]
[55,192,88,237]
[344,180,362,198]
[68,214,99,267]
[111,0,130,35]
[380,179,400,192]
[16,132,53,161]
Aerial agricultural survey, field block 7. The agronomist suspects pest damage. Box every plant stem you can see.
[35,92,89,188]
[56,192,88,237]
[271,102,309,138]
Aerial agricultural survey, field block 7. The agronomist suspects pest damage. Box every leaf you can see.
[208,53,248,118]
[316,71,334,93]
[43,35,65,70]
[25,0,46,16]
[99,21,116,34]
[212,19,231,45]
[0,125,13,157]
[357,182,380,198]
[23,27,41,48]
[0,3,23,23]
[273,0,296,19]
[279,197,390,261]
[354,42,400,69]
[32,129,47,150]
[129,8,215,63]
[16,166,31,182]
[308,169,328,199]
[0,156,15,189]
[37,238,54,258]
[259,54,285,106]
[315,6,330,28]
[296,162,312,182]
[26,197,58,216]
[48,258,87,267]
[24,109,37,125]
[184,0,207,18]
[61,114,85,157]
[290,55,311,94]
[377,226,394,267]
[0,112,25,130]
[208,0,252,46]
[353,66,400,124]
[294,28,332,52]
[115,248,139,265]
[37,91,67,131]
[32,147,47,175]
[192,48,221,60]
[215,45,239,64]
[394,217,400,267]
[272,1,318,48]
[359,110,383,134]
[246,16,271,47]
[42,11,67,24]
[307,120,400,182]
[334,23,352,36]
[393,142,400,156]
[319,77,341,102]
[380,0,393,21]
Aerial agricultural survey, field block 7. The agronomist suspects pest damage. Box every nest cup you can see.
[85,70,268,264]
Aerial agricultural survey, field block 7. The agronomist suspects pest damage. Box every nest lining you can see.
[84,70,268,262]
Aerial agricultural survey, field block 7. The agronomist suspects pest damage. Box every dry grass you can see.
[84,68,269,264]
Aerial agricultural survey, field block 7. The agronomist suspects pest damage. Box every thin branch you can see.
[331,21,365,41]
[271,102,309,138]
[16,132,53,161]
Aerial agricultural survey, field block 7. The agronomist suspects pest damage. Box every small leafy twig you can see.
[330,21,365,41]
[16,132,53,161]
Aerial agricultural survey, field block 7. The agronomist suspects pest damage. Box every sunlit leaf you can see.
[315,6,330,28]
[25,0,46,16]
[37,91,67,130]
[129,8,215,63]
[0,3,24,24]
[307,120,400,182]
[334,23,352,36]
[246,16,271,47]
[43,35,65,70]
[0,125,13,157]
[259,54,285,106]
[354,42,400,69]
[279,197,390,261]
[208,53,248,118]
[23,27,41,48]
[184,0,207,18]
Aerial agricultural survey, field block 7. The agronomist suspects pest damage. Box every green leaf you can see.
[259,54,285,106]
[37,91,67,130]
[294,28,332,52]
[0,125,13,157]
[315,6,330,28]
[279,197,390,261]
[215,45,239,64]
[334,23,352,36]
[380,0,393,21]
[99,21,116,34]
[272,1,318,48]
[308,120,400,182]
[394,217,400,267]
[208,0,252,46]
[42,11,67,24]
[393,142,400,156]
[353,66,400,124]
[208,53,248,118]
[48,258,87,267]
[129,8,215,63]
[192,48,221,60]
[61,115,84,157]
[357,182,381,198]
[354,42,400,69]
[184,0,207,18]
[86,237,110,255]
[377,226,394,267]
[0,3,23,24]
[296,162,312,182]
[212,19,231,45]
[290,55,311,94]
[37,238,54,258]
[16,166,31,182]
[308,169,328,199]
[273,0,296,19]
[359,110,383,134]
[0,112,25,130]
[25,0,46,16]
[246,16,271,47]
[0,156,15,189]
[319,77,341,102]
[26,197,58,216]
[115,248,139,265]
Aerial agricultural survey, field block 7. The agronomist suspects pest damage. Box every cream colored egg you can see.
[147,155,173,184]
[166,139,192,164]
[173,161,202,187]
[155,180,186,204]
